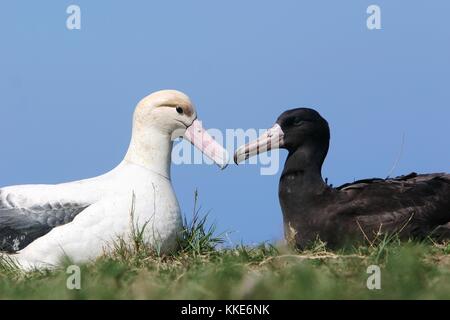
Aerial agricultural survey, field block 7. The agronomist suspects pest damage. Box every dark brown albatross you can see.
[234,108,450,248]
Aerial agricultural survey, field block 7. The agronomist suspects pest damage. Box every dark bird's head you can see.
[276,108,330,155]
[234,108,330,173]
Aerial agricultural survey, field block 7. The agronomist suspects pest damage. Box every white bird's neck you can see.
[123,124,173,179]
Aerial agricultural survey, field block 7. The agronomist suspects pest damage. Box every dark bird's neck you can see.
[280,143,328,196]
[278,145,330,247]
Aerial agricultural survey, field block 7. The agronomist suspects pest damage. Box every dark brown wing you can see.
[332,172,450,239]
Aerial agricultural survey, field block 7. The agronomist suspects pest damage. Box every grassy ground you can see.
[1,195,450,299]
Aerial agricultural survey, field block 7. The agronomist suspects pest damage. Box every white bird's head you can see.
[128,90,229,170]
[134,90,197,135]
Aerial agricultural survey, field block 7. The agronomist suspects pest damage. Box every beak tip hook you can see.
[233,154,239,165]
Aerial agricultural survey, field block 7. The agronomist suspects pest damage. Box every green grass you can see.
[1,193,450,299]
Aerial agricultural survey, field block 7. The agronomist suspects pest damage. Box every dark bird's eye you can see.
[293,117,304,126]
[176,106,184,114]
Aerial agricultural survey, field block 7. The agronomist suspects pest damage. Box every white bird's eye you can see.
[176,106,184,114]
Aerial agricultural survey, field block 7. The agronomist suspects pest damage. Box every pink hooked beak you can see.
[184,119,229,169]
[234,123,285,164]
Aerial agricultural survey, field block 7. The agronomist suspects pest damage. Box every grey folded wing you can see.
[0,202,89,253]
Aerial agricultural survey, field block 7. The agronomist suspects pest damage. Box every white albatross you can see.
[0,90,229,270]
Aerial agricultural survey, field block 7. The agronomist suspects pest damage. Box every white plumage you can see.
[0,90,228,270]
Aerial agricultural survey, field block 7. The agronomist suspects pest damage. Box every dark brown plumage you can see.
[280,171,450,248]
[235,108,450,248]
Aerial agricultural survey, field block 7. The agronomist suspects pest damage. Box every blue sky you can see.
[0,1,449,245]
